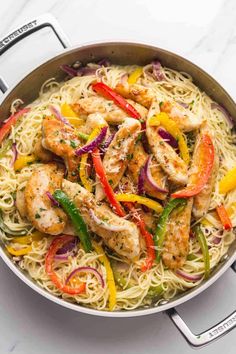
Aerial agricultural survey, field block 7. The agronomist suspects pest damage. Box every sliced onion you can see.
[176,269,203,282]
[60,64,78,77]
[143,156,168,193]
[46,191,60,207]
[97,58,111,67]
[49,105,72,127]
[211,102,234,129]
[10,143,18,167]
[65,266,105,288]
[158,128,178,149]
[89,209,127,231]
[75,126,108,156]
[212,236,221,245]
[77,66,97,76]
[177,101,188,109]
[141,133,150,154]
[138,167,145,195]
[152,60,165,81]
[55,237,77,260]
[101,133,115,152]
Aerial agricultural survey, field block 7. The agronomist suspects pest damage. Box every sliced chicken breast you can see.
[25,164,67,235]
[162,198,193,269]
[62,179,140,260]
[115,83,154,108]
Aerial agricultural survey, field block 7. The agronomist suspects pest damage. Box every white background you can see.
[0,0,235,353]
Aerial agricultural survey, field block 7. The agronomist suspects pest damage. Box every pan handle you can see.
[0,13,71,93]
[166,262,236,348]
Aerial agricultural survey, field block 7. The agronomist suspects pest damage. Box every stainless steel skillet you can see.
[0,14,235,348]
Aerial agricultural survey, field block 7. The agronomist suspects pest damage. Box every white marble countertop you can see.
[0,0,236,353]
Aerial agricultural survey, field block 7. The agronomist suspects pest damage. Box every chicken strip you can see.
[25,164,67,235]
[42,116,81,181]
[72,96,147,124]
[127,141,167,200]
[96,118,141,200]
[115,83,155,108]
[83,113,109,135]
[162,198,193,269]
[62,179,140,260]
[192,128,219,218]
[33,137,55,162]
[146,116,188,185]
[160,101,203,132]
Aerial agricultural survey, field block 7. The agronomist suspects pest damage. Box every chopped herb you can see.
[71,171,77,176]
[35,213,41,219]
[70,140,77,148]
[60,139,66,144]
[136,133,142,142]
[39,207,46,212]
[127,153,133,161]
[108,179,113,185]
[159,102,163,107]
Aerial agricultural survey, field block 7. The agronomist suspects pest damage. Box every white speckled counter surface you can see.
[0,0,236,353]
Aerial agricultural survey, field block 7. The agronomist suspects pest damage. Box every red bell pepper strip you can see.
[171,134,214,198]
[92,147,125,217]
[124,202,155,272]
[216,205,232,230]
[0,108,30,144]
[45,235,86,295]
[92,82,141,120]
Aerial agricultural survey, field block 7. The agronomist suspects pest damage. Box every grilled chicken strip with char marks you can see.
[25,164,67,235]
[62,179,140,260]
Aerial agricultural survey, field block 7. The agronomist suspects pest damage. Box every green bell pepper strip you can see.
[193,225,210,278]
[78,132,89,141]
[154,198,187,262]
[53,190,92,252]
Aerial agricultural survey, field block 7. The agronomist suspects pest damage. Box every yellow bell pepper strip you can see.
[128,67,143,84]
[93,241,116,311]
[92,148,125,217]
[45,235,86,295]
[6,245,32,256]
[149,112,190,165]
[216,204,232,230]
[79,125,105,192]
[12,231,46,245]
[219,166,236,194]
[61,103,84,128]
[0,108,30,144]
[115,193,163,213]
[14,154,36,171]
[154,198,187,261]
[193,225,210,278]
[227,202,236,217]
[172,134,214,198]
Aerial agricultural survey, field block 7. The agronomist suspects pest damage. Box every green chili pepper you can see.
[154,198,187,262]
[187,253,198,261]
[147,284,163,298]
[0,139,12,159]
[193,225,210,278]
[78,132,89,141]
[0,210,30,236]
[53,190,92,252]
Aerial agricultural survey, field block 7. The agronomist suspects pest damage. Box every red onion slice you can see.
[65,266,105,288]
[60,64,78,77]
[97,58,111,67]
[100,133,115,152]
[158,128,178,149]
[49,105,73,127]
[75,126,108,156]
[143,156,168,193]
[89,209,127,231]
[10,143,18,167]
[46,191,60,207]
[211,102,234,129]
[177,101,189,109]
[55,237,77,260]
[152,60,165,81]
[176,269,203,282]
[212,236,221,245]
[77,66,97,77]
[138,167,145,195]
